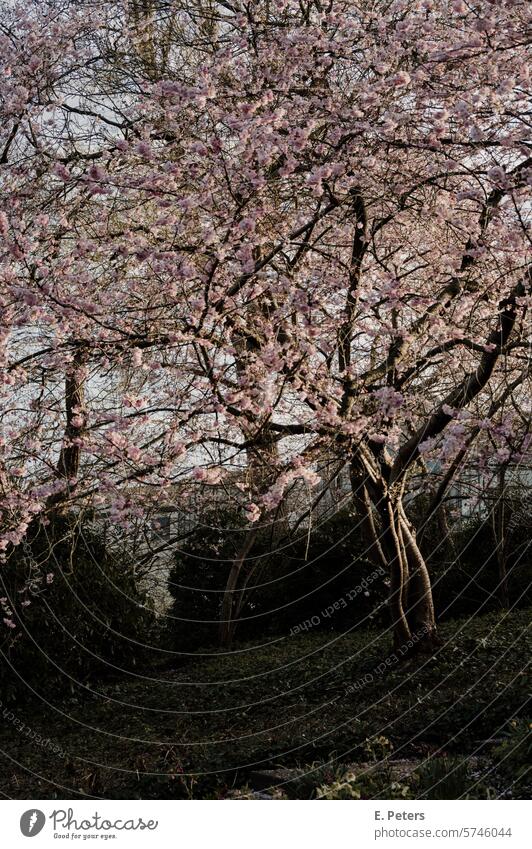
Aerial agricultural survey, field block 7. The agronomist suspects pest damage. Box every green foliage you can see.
[492,719,532,786]
[415,756,472,799]
[314,754,494,801]
[166,506,385,650]
[317,767,413,800]
[362,734,395,763]
[316,771,367,800]
[0,516,156,702]
[166,505,531,655]
[281,760,340,800]
[166,508,269,649]
[425,517,531,619]
[314,736,409,800]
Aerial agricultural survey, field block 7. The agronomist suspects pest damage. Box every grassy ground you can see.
[0,606,529,799]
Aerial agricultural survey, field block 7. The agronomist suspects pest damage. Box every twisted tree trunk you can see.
[378,492,439,651]
[350,456,439,653]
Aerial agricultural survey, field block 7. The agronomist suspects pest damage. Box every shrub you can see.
[166,507,387,650]
[423,517,531,619]
[492,719,532,787]
[0,515,156,703]
[165,509,263,650]
[415,757,472,800]
[317,769,413,800]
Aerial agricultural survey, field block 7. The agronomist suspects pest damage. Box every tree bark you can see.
[218,424,284,647]
[379,495,412,649]
[383,495,440,652]
[47,347,87,514]
[350,456,439,653]
[398,503,439,646]
[493,465,510,609]
[218,527,257,648]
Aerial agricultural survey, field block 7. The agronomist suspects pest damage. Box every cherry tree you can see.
[1,0,530,651]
